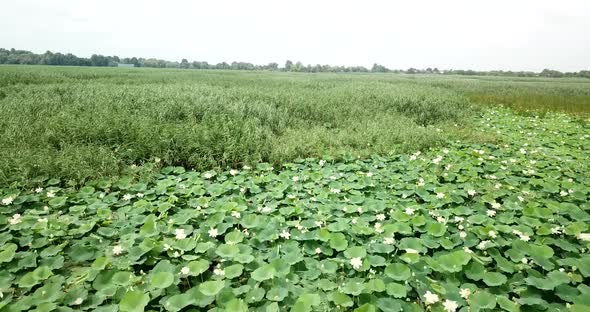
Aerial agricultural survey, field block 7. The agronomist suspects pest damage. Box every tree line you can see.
[1,48,588,78]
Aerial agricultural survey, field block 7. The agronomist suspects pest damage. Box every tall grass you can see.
[0,66,480,186]
[427,75,590,115]
[5,66,588,186]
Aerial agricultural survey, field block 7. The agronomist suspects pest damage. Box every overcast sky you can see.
[1,0,589,72]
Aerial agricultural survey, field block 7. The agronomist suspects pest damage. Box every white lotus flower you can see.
[486,210,496,217]
[163,244,172,251]
[74,297,83,305]
[488,231,497,238]
[46,191,56,198]
[366,172,373,177]
[432,156,443,164]
[213,268,225,276]
[443,299,458,312]
[384,237,395,245]
[112,245,124,256]
[280,230,291,240]
[409,155,417,161]
[454,217,464,223]
[405,207,415,215]
[551,227,562,234]
[376,214,385,221]
[578,233,590,241]
[477,240,489,250]
[350,257,363,269]
[319,159,326,166]
[374,223,383,233]
[292,176,299,182]
[423,291,439,305]
[2,196,14,206]
[35,187,44,193]
[459,288,471,299]
[467,190,476,196]
[463,247,473,254]
[315,220,323,227]
[261,206,272,213]
[208,228,218,238]
[458,224,464,230]
[491,202,501,209]
[351,218,358,224]
[459,231,467,239]
[315,247,322,254]
[560,190,568,197]
[521,257,528,264]
[204,172,213,179]
[330,188,341,194]
[9,214,22,225]
[230,169,239,176]
[436,193,445,199]
[175,229,187,240]
[180,266,190,275]
[123,194,133,201]
[136,193,144,198]
[519,234,530,241]
[231,211,241,219]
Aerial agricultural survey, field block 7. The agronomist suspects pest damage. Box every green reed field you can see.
[1,65,588,187]
[1,65,589,311]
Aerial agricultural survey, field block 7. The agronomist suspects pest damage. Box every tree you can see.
[294,61,304,72]
[265,62,279,71]
[90,54,109,66]
[180,58,189,69]
[284,60,293,71]
[371,63,389,73]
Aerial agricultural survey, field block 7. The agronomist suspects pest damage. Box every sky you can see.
[1,0,589,72]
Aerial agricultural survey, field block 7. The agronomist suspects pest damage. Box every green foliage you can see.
[0,97,589,311]
[0,66,476,186]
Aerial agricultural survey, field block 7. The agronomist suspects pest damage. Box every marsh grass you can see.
[1,66,586,186]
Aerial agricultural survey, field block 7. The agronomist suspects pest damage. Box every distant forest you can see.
[1,48,589,78]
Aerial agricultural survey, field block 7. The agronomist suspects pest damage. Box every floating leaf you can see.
[470,291,496,311]
[199,280,225,296]
[150,272,174,289]
[385,263,411,281]
[482,272,507,287]
[252,264,276,282]
[329,233,348,251]
[119,291,150,312]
